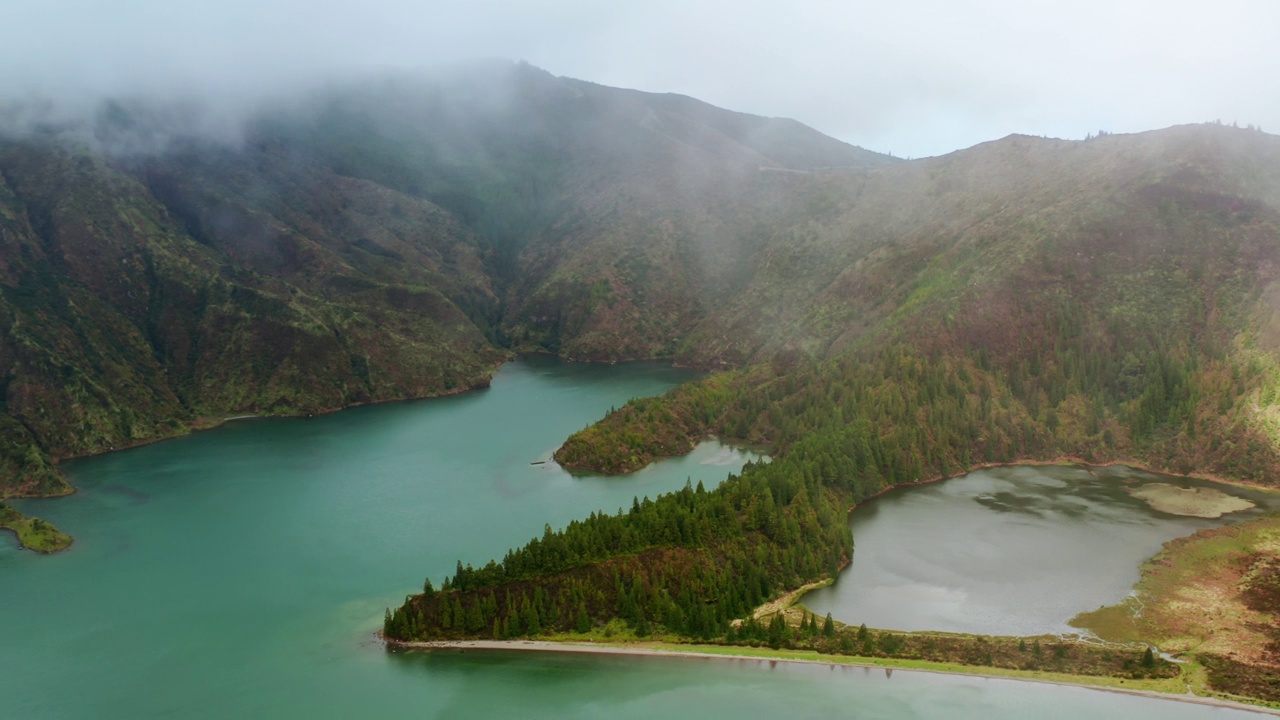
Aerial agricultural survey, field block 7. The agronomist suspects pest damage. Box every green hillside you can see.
[562,125,1280,486]
[0,62,890,504]
[0,138,504,498]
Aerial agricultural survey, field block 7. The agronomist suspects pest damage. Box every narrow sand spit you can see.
[385,637,1280,716]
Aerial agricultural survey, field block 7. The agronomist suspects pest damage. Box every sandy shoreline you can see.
[385,637,1280,716]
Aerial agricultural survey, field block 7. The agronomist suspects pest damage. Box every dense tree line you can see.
[559,294,1280,487]
[385,462,853,641]
[723,613,1176,680]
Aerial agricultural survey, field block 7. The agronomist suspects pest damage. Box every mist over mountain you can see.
[561,122,1280,484]
[0,62,891,494]
[6,1,1279,159]
[2,61,1279,502]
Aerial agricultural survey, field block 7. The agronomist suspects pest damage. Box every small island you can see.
[0,503,72,553]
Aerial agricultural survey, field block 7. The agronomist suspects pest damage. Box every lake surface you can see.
[802,464,1280,637]
[1,359,1270,718]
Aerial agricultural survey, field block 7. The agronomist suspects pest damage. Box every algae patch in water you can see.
[1128,483,1255,518]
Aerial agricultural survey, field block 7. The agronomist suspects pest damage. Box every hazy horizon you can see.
[4,1,1277,158]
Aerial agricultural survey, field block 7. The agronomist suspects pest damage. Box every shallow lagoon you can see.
[802,464,1280,636]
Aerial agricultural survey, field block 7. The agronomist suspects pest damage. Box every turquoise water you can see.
[1,358,1267,718]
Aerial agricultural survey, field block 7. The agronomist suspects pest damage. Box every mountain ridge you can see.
[0,63,895,499]
[2,66,1278,511]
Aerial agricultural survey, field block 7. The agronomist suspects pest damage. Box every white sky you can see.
[3,0,1277,157]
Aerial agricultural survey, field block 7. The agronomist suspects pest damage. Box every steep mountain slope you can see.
[0,139,503,497]
[254,62,894,359]
[0,62,892,498]
[677,125,1280,364]
[495,77,893,360]
[563,124,1280,484]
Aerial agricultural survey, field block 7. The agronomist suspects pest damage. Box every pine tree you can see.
[465,602,485,632]
[452,597,465,629]
[523,599,541,636]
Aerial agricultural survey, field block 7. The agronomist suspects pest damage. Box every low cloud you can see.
[3,0,1277,157]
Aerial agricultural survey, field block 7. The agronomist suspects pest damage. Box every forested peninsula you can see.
[382,343,1275,698]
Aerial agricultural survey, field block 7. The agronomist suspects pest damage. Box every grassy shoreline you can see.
[385,636,1280,716]
[1071,513,1280,706]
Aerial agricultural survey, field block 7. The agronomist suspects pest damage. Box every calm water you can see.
[1,359,1269,718]
[802,464,1280,637]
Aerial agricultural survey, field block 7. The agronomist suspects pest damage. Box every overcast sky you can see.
[3,0,1277,157]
